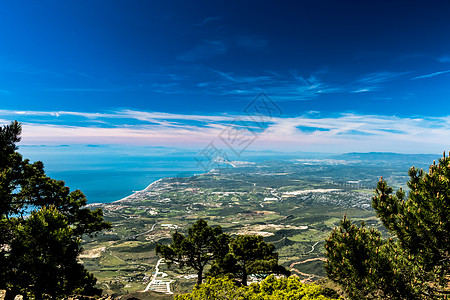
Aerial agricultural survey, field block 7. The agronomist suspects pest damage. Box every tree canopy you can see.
[0,121,110,299]
[325,154,450,299]
[209,234,290,286]
[156,218,228,285]
[156,219,290,287]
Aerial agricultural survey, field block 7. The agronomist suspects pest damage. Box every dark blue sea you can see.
[19,145,323,204]
[20,145,204,203]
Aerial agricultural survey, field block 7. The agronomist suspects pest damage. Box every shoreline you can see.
[84,161,248,207]
[113,178,167,203]
[112,166,226,204]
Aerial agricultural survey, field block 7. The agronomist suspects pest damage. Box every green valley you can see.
[80,154,435,297]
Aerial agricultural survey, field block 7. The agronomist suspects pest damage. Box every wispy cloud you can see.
[197,16,222,26]
[437,55,450,63]
[350,88,373,93]
[411,69,450,80]
[43,88,117,92]
[356,71,406,84]
[331,71,408,96]
[1,109,449,154]
[212,69,273,84]
[177,40,227,62]
[0,58,63,78]
[143,66,408,101]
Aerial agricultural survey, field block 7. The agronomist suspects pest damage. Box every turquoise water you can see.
[19,145,204,203]
[48,167,199,204]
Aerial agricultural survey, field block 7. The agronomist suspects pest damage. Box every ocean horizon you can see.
[19,144,300,204]
[20,145,205,204]
[19,144,438,204]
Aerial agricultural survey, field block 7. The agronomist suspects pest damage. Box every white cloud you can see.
[356,72,406,85]
[2,109,449,154]
[350,88,372,93]
[412,69,450,80]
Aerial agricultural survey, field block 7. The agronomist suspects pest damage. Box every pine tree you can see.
[325,154,450,299]
[209,235,290,286]
[0,121,110,298]
[156,219,229,285]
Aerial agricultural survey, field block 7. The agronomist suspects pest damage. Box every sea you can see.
[19,145,331,204]
[20,145,205,204]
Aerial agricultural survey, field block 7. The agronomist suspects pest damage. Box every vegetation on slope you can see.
[0,121,110,299]
[175,275,341,300]
[325,154,450,299]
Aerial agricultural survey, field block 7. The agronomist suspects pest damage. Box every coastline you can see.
[85,177,175,207]
[113,178,167,203]
[112,166,227,204]
[85,161,241,207]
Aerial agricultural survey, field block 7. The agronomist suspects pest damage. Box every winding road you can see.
[289,257,327,283]
[305,241,320,254]
[125,222,159,240]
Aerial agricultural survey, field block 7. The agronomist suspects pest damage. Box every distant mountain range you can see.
[333,152,440,165]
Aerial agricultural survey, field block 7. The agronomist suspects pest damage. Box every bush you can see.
[175,275,341,300]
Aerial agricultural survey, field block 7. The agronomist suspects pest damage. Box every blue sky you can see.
[1,1,450,153]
